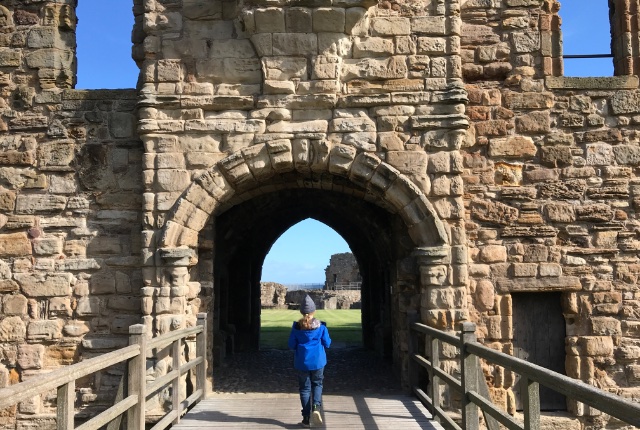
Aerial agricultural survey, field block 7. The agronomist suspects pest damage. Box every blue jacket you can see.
[288,319,331,371]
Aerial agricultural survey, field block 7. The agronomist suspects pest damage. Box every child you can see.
[288,295,332,428]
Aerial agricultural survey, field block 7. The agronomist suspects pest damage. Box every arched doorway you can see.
[211,187,404,359]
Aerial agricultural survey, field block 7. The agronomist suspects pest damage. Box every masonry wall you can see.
[459,0,640,422]
[0,0,640,429]
[0,1,143,425]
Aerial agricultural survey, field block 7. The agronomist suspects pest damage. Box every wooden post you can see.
[127,324,147,430]
[522,376,541,430]
[56,380,75,430]
[460,322,479,430]
[407,312,418,391]
[172,339,182,424]
[429,335,441,422]
[196,313,207,398]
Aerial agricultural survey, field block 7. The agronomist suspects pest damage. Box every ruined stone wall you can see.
[260,281,287,308]
[324,251,361,287]
[459,0,640,422]
[0,1,143,425]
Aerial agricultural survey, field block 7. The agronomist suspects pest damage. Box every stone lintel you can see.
[158,247,197,266]
[545,76,639,90]
[496,276,582,293]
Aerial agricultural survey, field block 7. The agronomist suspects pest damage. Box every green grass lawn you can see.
[260,309,362,349]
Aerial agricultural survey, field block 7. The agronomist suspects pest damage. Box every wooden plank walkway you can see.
[173,393,445,429]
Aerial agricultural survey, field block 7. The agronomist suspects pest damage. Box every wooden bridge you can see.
[1,313,639,430]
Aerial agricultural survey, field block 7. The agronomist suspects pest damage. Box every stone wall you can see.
[0,0,640,428]
[286,289,361,310]
[458,0,640,422]
[0,1,144,425]
[325,252,361,288]
[260,281,287,308]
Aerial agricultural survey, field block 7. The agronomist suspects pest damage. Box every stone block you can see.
[345,7,368,36]
[341,56,407,80]
[386,151,427,175]
[591,317,621,335]
[286,8,312,32]
[479,245,507,263]
[0,233,31,257]
[0,48,21,67]
[416,37,447,55]
[76,297,101,316]
[90,272,117,295]
[313,8,345,33]
[49,297,72,317]
[371,17,410,36]
[264,57,307,80]
[318,33,352,56]
[0,316,26,342]
[255,8,285,33]
[515,111,550,133]
[411,16,446,35]
[27,320,62,341]
[353,37,394,58]
[512,263,537,277]
[545,203,575,223]
[3,294,27,315]
[489,136,536,158]
[15,194,67,214]
[63,320,90,337]
[15,273,72,297]
[17,344,44,370]
[273,33,318,56]
[611,90,640,115]
[504,92,554,109]
[539,263,562,277]
[580,336,614,356]
[32,237,62,256]
[475,279,495,311]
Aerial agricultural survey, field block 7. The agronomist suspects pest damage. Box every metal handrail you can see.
[0,313,208,430]
[409,321,640,430]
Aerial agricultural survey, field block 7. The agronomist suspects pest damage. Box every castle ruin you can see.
[0,0,639,428]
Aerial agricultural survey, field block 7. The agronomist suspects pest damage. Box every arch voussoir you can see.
[241,144,275,181]
[349,152,382,187]
[195,169,235,203]
[183,182,218,215]
[161,220,199,249]
[171,197,210,233]
[266,139,294,172]
[218,151,257,189]
[328,144,357,177]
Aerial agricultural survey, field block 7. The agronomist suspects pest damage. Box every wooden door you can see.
[512,292,567,410]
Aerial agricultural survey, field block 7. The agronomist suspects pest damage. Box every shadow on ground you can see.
[212,347,402,394]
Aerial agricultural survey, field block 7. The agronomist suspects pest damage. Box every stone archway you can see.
[145,139,463,390]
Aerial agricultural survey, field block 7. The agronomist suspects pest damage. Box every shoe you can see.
[300,416,310,428]
[311,405,323,427]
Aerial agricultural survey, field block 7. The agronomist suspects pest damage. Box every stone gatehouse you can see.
[0,0,639,428]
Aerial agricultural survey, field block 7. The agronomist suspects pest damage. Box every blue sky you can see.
[76,1,611,283]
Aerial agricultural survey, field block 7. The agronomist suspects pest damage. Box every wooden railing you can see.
[409,321,640,430]
[0,313,207,430]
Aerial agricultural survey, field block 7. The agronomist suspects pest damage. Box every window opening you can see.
[76,1,138,89]
[560,0,614,76]
[260,219,362,350]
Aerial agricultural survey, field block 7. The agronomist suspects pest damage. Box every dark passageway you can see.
[211,187,411,365]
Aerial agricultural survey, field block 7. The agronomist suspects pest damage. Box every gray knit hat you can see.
[300,295,316,314]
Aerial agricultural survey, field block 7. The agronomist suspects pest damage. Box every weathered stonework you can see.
[0,0,639,428]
